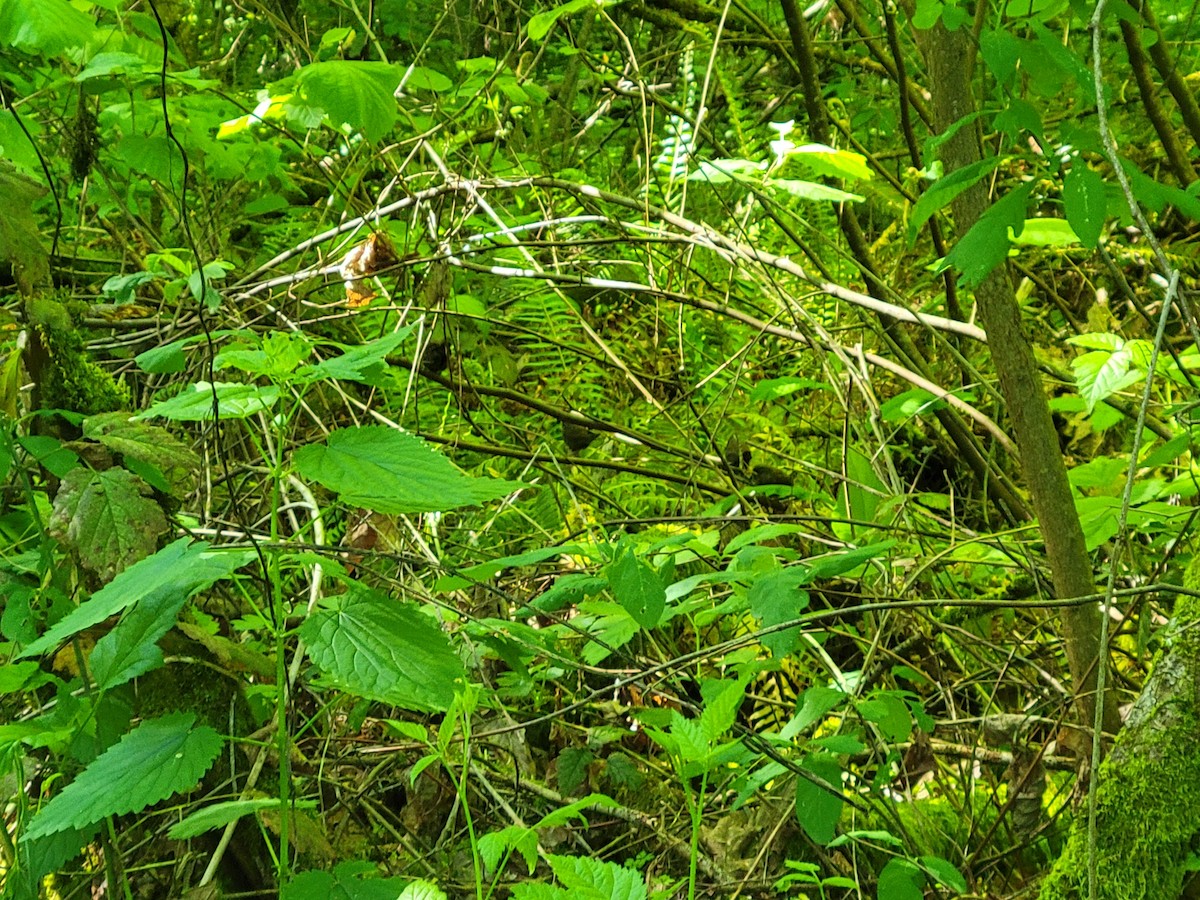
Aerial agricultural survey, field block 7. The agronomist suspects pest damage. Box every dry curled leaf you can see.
[340,231,399,308]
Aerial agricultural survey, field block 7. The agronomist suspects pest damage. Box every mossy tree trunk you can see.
[1038,585,1200,899]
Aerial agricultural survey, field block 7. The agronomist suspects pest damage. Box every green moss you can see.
[1038,589,1200,899]
[27,294,128,415]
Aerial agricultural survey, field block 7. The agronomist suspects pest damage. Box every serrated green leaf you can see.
[283,860,424,900]
[294,61,401,143]
[19,539,251,659]
[87,600,179,690]
[806,541,894,580]
[556,747,594,795]
[22,713,223,841]
[49,468,167,580]
[1064,163,1106,248]
[83,412,200,496]
[858,693,912,742]
[300,584,466,712]
[794,754,844,845]
[136,381,280,421]
[301,327,414,383]
[747,568,809,657]
[547,854,647,900]
[293,425,526,514]
[607,548,665,629]
[699,677,748,742]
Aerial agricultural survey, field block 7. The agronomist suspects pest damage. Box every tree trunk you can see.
[921,23,1121,738]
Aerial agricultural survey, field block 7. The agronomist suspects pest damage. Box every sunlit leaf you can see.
[293,61,401,143]
[294,425,526,514]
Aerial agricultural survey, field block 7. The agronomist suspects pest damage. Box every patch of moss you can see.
[1038,590,1200,900]
[27,294,128,415]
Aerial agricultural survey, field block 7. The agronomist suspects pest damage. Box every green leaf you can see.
[49,468,168,580]
[805,541,894,580]
[479,825,539,875]
[1064,164,1106,248]
[283,860,429,900]
[169,798,316,840]
[0,0,97,56]
[907,156,1004,246]
[919,855,967,892]
[528,0,595,40]
[557,747,594,795]
[217,331,312,379]
[294,61,401,143]
[785,144,873,181]
[0,165,50,290]
[1010,217,1080,246]
[19,539,250,659]
[17,434,79,478]
[74,51,151,82]
[301,327,414,383]
[300,583,466,712]
[699,677,749,742]
[87,581,191,690]
[547,854,647,900]
[878,858,924,900]
[747,568,809,657]
[136,382,280,421]
[943,182,1035,286]
[83,412,200,496]
[294,425,526,514]
[607,548,665,630]
[794,754,844,845]
[768,178,864,203]
[858,693,912,742]
[22,713,223,841]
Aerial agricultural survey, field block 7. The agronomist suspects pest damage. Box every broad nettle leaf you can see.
[19,539,251,659]
[136,382,280,421]
[294,61,401,143]
[294,425,526,514]
[49,467,167,580]
[548,854,647,900]
[21,713,223,841]
[87,578,195,690]
[83,412,201,496]
[607,548,665,630]
[301,326,414,383]
[300,584,466,712]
